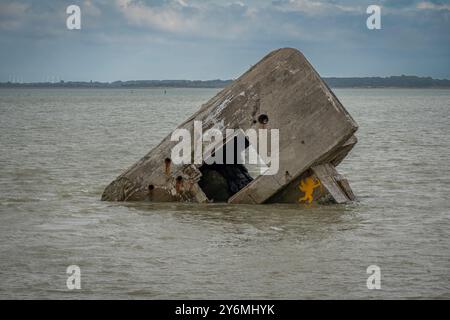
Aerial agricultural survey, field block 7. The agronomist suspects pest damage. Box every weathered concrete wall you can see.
[266,163,355,204]
[101,48,358,204]
[227,50,358,203]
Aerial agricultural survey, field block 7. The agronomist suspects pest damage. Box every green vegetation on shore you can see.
[1,76,450,89]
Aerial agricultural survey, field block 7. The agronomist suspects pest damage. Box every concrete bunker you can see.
[101,48,359,205]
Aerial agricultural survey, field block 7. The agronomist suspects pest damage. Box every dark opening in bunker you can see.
[198,133,254,202]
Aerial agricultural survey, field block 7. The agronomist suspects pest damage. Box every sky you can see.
[0,0,449,82]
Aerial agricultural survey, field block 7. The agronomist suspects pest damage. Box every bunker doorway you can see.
[198,130,270,202]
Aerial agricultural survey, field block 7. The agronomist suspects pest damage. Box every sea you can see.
[0,88,449,299]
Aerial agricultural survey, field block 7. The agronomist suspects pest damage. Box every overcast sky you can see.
[1,0,449,82]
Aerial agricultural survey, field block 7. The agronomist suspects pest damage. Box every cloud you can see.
[0,1,28,16]
[113,0,265,40]
[417,1,450,11]
[0,0,449,81]
[0,2,29,30]
[272,0,362,15]
[83,0,102,16]
[1,0,448,44]
[115,0,200,33]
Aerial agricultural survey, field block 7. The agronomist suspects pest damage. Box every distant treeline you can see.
[324,76,450,88]
[1,76,450,89]
[0,79,232,89]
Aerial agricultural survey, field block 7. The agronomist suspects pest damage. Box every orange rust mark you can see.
[175,176,183,193]
[164,158,172,175]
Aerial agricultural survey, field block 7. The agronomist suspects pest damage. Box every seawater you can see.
[0,88,449,299]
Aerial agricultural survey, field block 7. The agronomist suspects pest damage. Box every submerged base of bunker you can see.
[102,48,358,205]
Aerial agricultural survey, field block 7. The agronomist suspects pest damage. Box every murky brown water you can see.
[0,88,449,299]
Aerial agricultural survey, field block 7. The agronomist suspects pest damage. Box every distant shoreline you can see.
[2,85,450,89]
[1,76,450,89]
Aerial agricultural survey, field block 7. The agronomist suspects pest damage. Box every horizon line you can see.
[2,75,450,84]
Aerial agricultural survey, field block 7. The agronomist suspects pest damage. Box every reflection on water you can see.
[0,88,449,299]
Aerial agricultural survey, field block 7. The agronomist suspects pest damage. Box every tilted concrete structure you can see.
[102,48,358,204]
